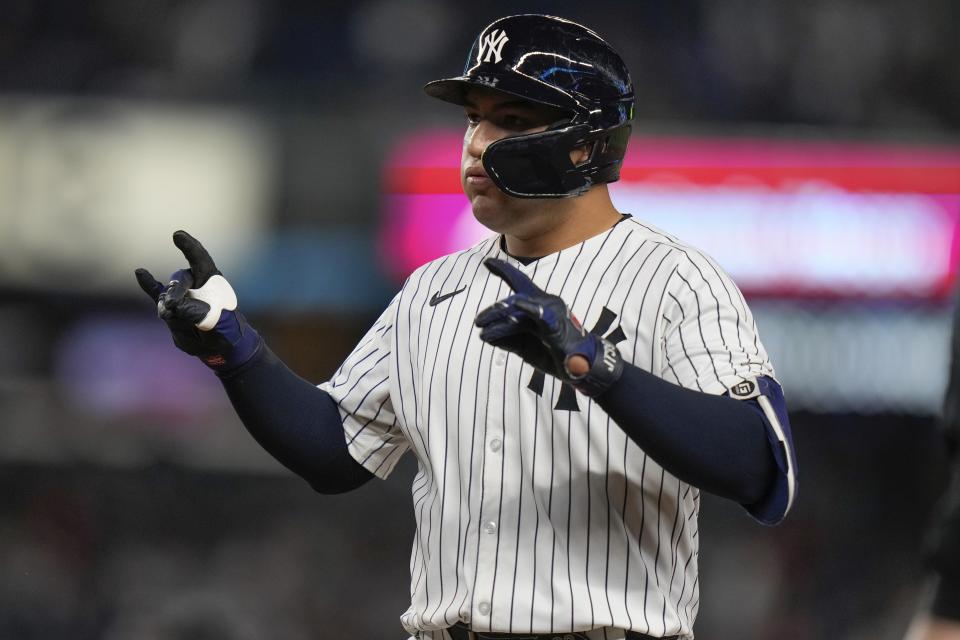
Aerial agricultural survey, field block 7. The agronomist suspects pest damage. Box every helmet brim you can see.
[424,72,579,115]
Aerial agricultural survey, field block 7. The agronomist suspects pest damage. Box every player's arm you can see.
[591,363,788,521]
[135,231,373,494]
[476,258,792,524]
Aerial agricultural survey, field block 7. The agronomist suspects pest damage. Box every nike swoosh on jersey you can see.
[429,287,467,306]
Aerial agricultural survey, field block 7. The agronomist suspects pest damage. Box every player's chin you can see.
[469,193,510,232]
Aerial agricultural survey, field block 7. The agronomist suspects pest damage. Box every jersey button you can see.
[489,438,502,452]
[483,520,498,535]
[495,353,506,366]
[477,602,491,616]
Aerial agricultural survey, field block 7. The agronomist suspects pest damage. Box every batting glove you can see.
[475,258,624,397]
[135,230,262,373]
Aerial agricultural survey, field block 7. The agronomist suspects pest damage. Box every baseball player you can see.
[906,293,960,640]
[136,15,797,640]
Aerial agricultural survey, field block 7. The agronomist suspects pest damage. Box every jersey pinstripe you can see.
[320,217,786,639]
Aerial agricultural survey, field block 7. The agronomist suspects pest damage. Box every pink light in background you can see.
[380,133,960,299]
[380,194,478,276]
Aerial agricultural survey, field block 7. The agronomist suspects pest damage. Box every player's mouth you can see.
[464,166,492,187]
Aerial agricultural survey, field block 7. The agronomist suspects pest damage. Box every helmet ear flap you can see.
[480,122,631,198]
[482,124,593,198]
[572,140,596,167]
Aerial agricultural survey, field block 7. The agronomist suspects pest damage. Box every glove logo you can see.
[601,340,619,373]
[528,306,626,411]
[477,29,509,64]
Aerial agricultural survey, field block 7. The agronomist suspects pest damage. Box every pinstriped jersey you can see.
[320,216,782,639]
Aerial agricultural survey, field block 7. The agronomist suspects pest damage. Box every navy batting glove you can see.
[135,230,262,374]
[475,257,624,397]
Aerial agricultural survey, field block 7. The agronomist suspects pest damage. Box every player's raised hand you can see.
[135,231,262,373]
[476,258,623,396]
[171,230,219,286]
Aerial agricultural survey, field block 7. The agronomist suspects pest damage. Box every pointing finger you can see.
[172,230,219,286]
[135,268,164,303]
[483,258,540,295]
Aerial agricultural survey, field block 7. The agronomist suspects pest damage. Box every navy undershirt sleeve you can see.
[210,333,778,505]
[218,345,374,494]
[595,362,776,507]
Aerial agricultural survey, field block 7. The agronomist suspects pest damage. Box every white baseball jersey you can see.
[320,216,791,639]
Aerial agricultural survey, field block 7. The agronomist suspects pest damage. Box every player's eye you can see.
[500,115,532,131]
[465,112,481,126]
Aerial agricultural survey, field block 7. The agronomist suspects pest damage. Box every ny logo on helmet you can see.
[477,29,509,64]
[476,75,499,88]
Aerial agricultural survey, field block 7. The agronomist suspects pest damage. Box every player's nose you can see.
[464,119,498,159]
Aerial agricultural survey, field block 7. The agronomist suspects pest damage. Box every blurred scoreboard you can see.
[381,132,960,302]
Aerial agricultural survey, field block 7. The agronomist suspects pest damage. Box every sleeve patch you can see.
[728,378,761,400]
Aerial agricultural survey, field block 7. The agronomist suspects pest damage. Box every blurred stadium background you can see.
[1,1,958,638]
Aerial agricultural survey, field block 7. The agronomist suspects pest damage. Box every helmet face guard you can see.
[424,14,635,199]
[482,122,632,198]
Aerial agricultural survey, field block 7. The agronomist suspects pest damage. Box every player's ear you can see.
[570,142,593,167]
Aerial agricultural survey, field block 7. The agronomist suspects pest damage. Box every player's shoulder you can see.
[399,235,499,292]
[622,215,702,256]
[622,216,732,281]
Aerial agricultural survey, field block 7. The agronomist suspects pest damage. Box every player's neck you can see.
[503,187,623,259]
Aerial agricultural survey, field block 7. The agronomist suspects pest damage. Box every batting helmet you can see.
[424,14,634,198]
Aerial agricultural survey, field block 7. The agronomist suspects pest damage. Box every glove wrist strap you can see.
[200,310,263,373]
[567,336,624,397]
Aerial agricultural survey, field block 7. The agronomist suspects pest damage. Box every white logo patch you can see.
[601,340,619,373]
[477,29,509,64]
[188,274,238,331]
[729,378,760,400]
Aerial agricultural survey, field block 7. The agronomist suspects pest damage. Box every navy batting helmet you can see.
[424,14,634,198]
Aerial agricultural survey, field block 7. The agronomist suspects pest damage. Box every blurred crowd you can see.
[0,0,957,229]
[2,0,957,130]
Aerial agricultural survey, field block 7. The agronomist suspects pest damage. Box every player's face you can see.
[461,87,572,236]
